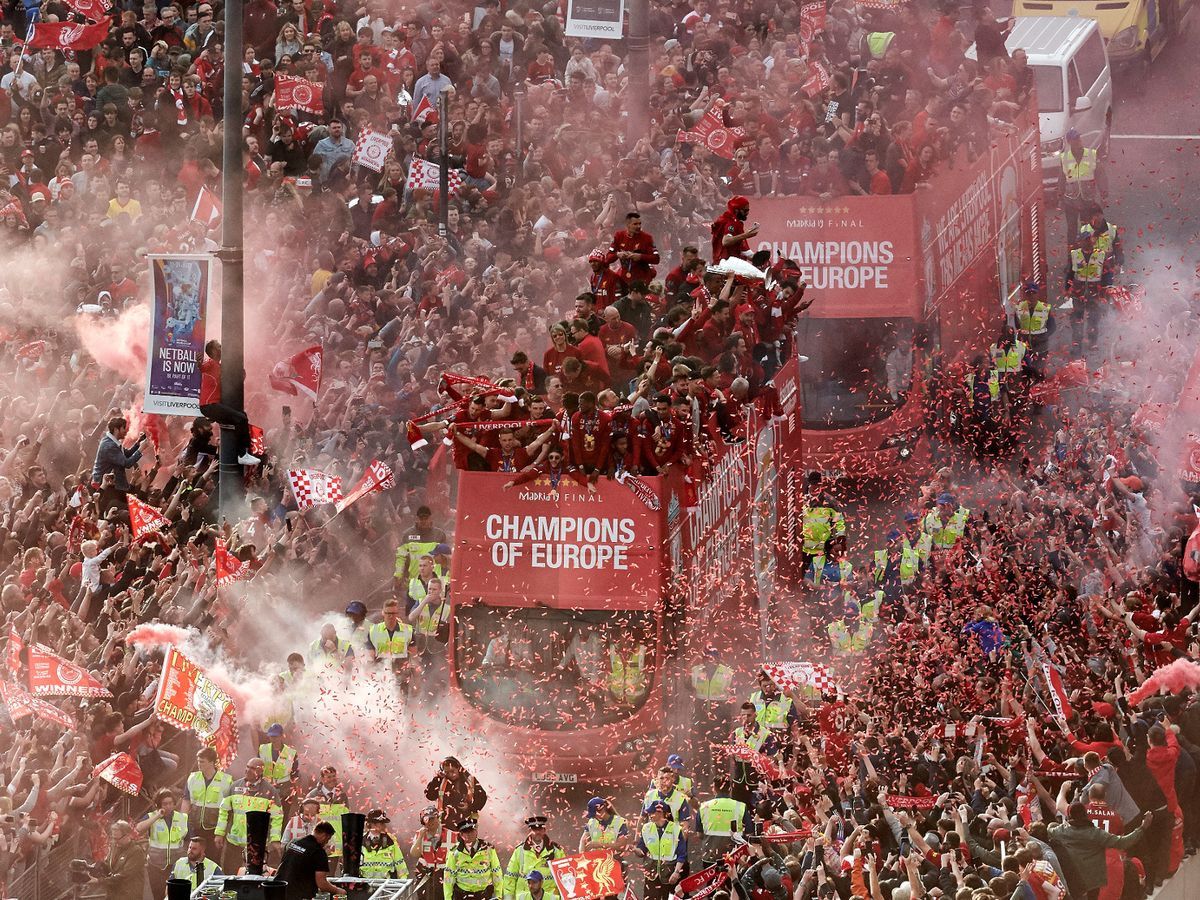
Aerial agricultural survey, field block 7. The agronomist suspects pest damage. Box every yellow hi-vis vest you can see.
[147,812,186,864]
[690,663,733,702]
[415,598,450,637]
[802,505,845,554]
[1070,247,1105,283]
[733,726,768,752]
[1079,221,1117,256]
[924,507,969,550]
[609,647,647,703]
[445,841,503,900]
[316,800,350,857]
[640,821,683,862]
[990,340,1027,374]
[362,834,409,879]
[504,843,565,899]
[258,743,296,787]
[811,556,853,586]
[828,620,854,654]
[898,542,920,583]
[369,620,414,660]
[1016,300,1050,336]
[396,538,441,580]
[642,787,688,823]
[966,370,1001,402]
[308,636,353,670]
[584,815,627,847]
[186,770,233,830]
[215,791,282,846]
[699,797,746,837]
[866,31,895,58]
[1061,147,1097,199]
[749,690,793,730]
[171,856,220,890]
[873,549,888,583]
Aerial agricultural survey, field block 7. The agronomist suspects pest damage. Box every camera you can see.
[70,859,100,885]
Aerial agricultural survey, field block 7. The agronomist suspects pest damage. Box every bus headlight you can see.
[1111,26,1138,50]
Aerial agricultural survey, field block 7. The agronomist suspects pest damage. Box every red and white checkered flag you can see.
[353,128,392,173]
[761,661,838,694]
[406,156,463,196]
[335,459,396,513]
[286,468,344,510]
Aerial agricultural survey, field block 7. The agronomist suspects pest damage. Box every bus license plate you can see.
[531,772,578,784]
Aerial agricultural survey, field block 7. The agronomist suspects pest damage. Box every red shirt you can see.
[199,357,220,405]
[573,334,610,378]
[608,229,660,283]
[485,446,530,473]
[570,409,612,470]
[543,345,581,378]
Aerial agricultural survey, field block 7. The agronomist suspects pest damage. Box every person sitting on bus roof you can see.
[449,422,555,474]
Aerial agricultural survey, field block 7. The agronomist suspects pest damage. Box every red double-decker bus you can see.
[754,109,1047,479]
[447,358,804,786]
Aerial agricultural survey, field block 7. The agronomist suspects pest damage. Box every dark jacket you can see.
[91,433,143,491]
[424,772,487,823]
[103,840,147,900]
[1046,818,1148,895]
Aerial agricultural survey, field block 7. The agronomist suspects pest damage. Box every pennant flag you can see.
[16,340,46,361]
[26,17,111,49]
[802,60,831,98]
[92,752,143,796]
[27,644,111,698]
[615,471,661,510]
[128,496,170,541]
[7,624,23,675]
[1041,662,1073,724]
[274,74,324,115]
[335,459,396,513]
[287,468,344,510]
[353,128,393,173]
[268,344,323,400]
[154,647,239,767]
[249,424,265,457]
[215,539,250,586]
[0,681,76,730]
[799,1,826,43]
[63,0,112,21]
[885,794,939,810]
[406,156,464,196]
[410,93,434,124]
[191,184,221,227]
[548,851,624,900]
[677,863,728,900]
[761,661,839,694]
[676,98,745,160]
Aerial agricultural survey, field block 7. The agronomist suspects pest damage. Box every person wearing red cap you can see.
[711,195,758,263]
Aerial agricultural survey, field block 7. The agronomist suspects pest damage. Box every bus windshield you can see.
[799,318,915,429]
[453,604,657,730]
[1032,66,1064,113]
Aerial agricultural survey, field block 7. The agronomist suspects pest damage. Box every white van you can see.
[970,17,1113,187]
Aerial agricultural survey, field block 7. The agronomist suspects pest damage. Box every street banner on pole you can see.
[565,0,624,39]
[144,255,210,416]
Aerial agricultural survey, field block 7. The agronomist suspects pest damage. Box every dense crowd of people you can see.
[0,0,1198,900]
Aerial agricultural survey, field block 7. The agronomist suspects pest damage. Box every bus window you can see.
[1032,66,1064,112]
[799,318,915,429]
[454,605,656,730]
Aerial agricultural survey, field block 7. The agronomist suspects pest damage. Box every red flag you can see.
[92,752,143,796]
[0,682,76,730]
[799,1,826,42]
[676,98,744,160]
[190,184,221,227]
[62,0,111,22]
[335,460,396,513]
[287,468,344,509]
[411,94,434,123]
[548,851,624,900]
[249,424,265,457]
[215,539,250,586]
[802,60,831,98]
[728,742,789,780]
[16,340,46,361]
[7,625,24,676]
[274,74,325,115]
[885,794,939,811]
[26,17,111,50]
[128,496,170,541]
[268,344,323,400]
[155,648,238,767]
[1179,433,1200,484]
[677,864,727,900]
[762,661,839,694]
[27,644,112,698]
[1041,662,1073,723]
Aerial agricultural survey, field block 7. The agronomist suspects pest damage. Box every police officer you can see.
[258,724,299,814]
[1014,281,1052,377]
[170,834,223,893]
[136,788,186,898]
[1058,128,1104,243]
[1065,228,1111,355]
[748,671,799,735]
[444,820,503,900]
[923,494,970,556]
[696,778,749,864]
[344,600,370,647]
[362,809,409,880]
[690,648,734,767]
[504,816,564,900]
[579,798,629,853]
[801,486,846,574]
[642,768,692,829]
[636,801,686,900]
[1078,206,1123,267]
[214,759,283,875]
[181,747,232,847]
